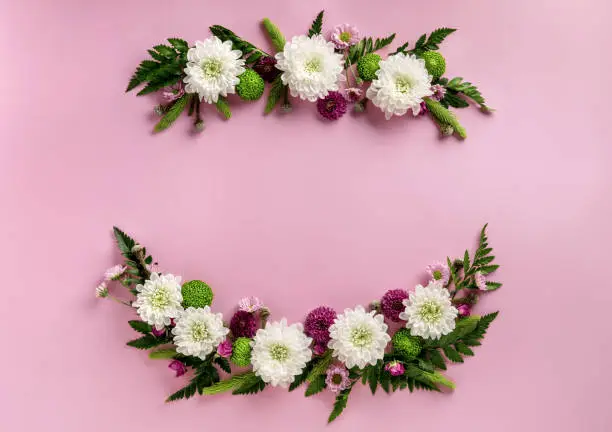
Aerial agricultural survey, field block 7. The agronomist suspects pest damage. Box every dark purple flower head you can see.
[253,56,281,83]
[304,306,337,345]
[168,360,186,377]
[418,101,428,116]
[230,310,258,338]
[313,342,328,356]
[317,92,348,120]
[381,289,409,322]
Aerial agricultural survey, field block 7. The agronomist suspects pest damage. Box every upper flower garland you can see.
[126,10,492,138]
[97,225,502,423]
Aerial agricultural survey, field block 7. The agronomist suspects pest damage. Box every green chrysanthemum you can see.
[357,53,381,81]
[420,51,446,79]
[231,337,252,367]
[236,69,265,101]
[181,280,214,308]
[392,328,422,360]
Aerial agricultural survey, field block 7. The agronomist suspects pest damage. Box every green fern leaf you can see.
[264,76,284,114]
[308,10,324,37]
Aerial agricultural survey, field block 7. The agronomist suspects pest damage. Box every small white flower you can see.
[133,273,183,330]
[95,282,109,298]
[251,319,312,387]
[328,305,390,369]
[275,34,346,102]
[366,53,433,119]
[104,265,126,281]
[172,306,229,360]
[183,36,245,104]
[399,281,458,339]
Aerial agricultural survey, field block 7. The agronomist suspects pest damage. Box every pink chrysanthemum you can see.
[229,310,258,338]
[430,84,446,101]
[343,87,363,103]
[381,289,409,322]
[426,261,450,285]
[304,306,337,345]
[168,360,186,377]
[384,361,405,376]
[217,339,233,358]
[238,296,264,313]
[317,91,347,120]
[104,265,126,281]
[325,365,351,393]
[457,304,471,317]
[331,24,360,49]
[475,272,487,291]
[161,82,185,102]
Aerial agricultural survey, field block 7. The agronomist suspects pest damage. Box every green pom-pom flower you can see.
[181,280,214,308]
[231,337,252,367]
[236,69,265,101]
[392,329,422,359]
[420,51,446,79]
[357,53,381,81]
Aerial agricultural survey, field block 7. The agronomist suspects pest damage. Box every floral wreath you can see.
[97,225,501,423]
[127,10,492,138]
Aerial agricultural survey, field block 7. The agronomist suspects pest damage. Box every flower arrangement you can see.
[127,10,491,138]
[98,225,502,423]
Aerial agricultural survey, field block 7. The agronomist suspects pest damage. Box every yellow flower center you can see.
[190,322,210,342]
[269,343,290,362]
[304,57,323,73]
[350,325,373,348]
[150,287,171,309]
[418,301,443,323]
[339,31,351,43]
[201,58,223,79]
[395,75,414,93]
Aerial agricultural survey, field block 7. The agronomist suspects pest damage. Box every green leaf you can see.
[128,320,152,334]
[445,77,492,111]
[367,363,380,395]
[308,10,324,37]
[392,41,410,55]
[264,76,284,114]
[374,33,396,51]
[455,342,474,356]
[126,60,161,92]
[428,349,447,370]
[167,38,189,52]
[485,281,503,291]
[442,92,470,108]
[305,374,326,397]
[215,96,232,120]
[153,44,176,58]
[437,315,481,347]
[166,381,198,402]
[328,385,352,423]
[113,227,136,254]
[154,94,191,132]
[289,359,315,391]
[149,348,177,359]
[425,28,456,48]
[307,350,333,383]
[463,250,471,273]
[262,18,286,52]
[479,264,499,275]
[127,335,167,350]
[202,372,254,395]
[425,97,467,139]
[443,346,464,363]
[209,25,268,59]
[232,374,266,395]
[214,357,232,374]
[474,255,495,266]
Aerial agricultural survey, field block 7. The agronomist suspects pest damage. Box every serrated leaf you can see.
[215,96,231,120]
[485,281,503,291]
[474,255,495,266]
[167,38,189,52]
[455,342,474,356]
[153,44,175,58]
[442,346,464,363]
[305,375,326,397]
[154,94,190,132]
[166,381,197,402]
[149,348,177,359]
[128,320,152,334]
[264,76,284,114]
[308,10,324,37]
[113,227,135,254]
[373,33,396,51]
[392,41,410,55]
[479,264,500,274]
[426,28,456,47]
[214,357,232,374]
[328,386,352,423]
[232,374,266,395]
[428,349,447,370]
[126,335,167,350]
[202,372,253,395]
[307,350,333,383]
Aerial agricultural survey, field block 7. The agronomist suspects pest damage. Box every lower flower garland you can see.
[97,225,501,423]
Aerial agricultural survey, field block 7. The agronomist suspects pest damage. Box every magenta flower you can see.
[317,91,347,120]
[217,339,233,358]
[384,361,405,377]
[151,326,166,337]
[313,342,328,356]
[253,56,281,82]
[229,310,258,338]
[343,87,363,103]
[426,261,450,285]
[168,360,187,377]
[457,304,471,317]
[331,24,360,49]
[475,272,487,291]
[238,296,264,313]
[325,365,351,393]
[430,84,446,101]
[161,82,185,102]
[304,306,337,345]
[418,101,428,116]
[381,289,409,322]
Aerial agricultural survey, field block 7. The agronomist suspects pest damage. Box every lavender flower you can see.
[217,339,233,358]
[475,272,487,291]
[325,365,351,393]
[238,296,264,313]
[426,261,450,286]
[384,361,405,376]
[330,24,360,49]
[229,310,258,338]
[316,91,347,120]
[430,84,446,101]
[380,289,409,322]
[343,87,363,103]
[104,265,126,281]
[304,306,337,345]
[168,360,187,377]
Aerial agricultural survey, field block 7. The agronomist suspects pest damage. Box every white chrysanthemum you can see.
[328,305,390,369]
[172,306,229,360]
[275,34,346,102]
[366,53,433,119]
[251,319,312,387]
[399,281,458,339]
[183,36,245,104]
[133,273,183,330]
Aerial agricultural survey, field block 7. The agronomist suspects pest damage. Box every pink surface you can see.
[1,0,611,430]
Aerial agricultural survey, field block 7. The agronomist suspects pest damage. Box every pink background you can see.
[1,0,611,430]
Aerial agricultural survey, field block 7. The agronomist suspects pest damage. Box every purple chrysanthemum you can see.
[457,304,471,317]
[229,310,258,338]
[325,365,351,393]
[384,361,405,376]
[380,289,409,322]
[330,24,360,50]
[217,339,233,358]
[317,91,348,120]
[430,84,446,101]
[304,306,337,345]
[168,360,186,377]
[253,56,281,83]
[343,87,363,103]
